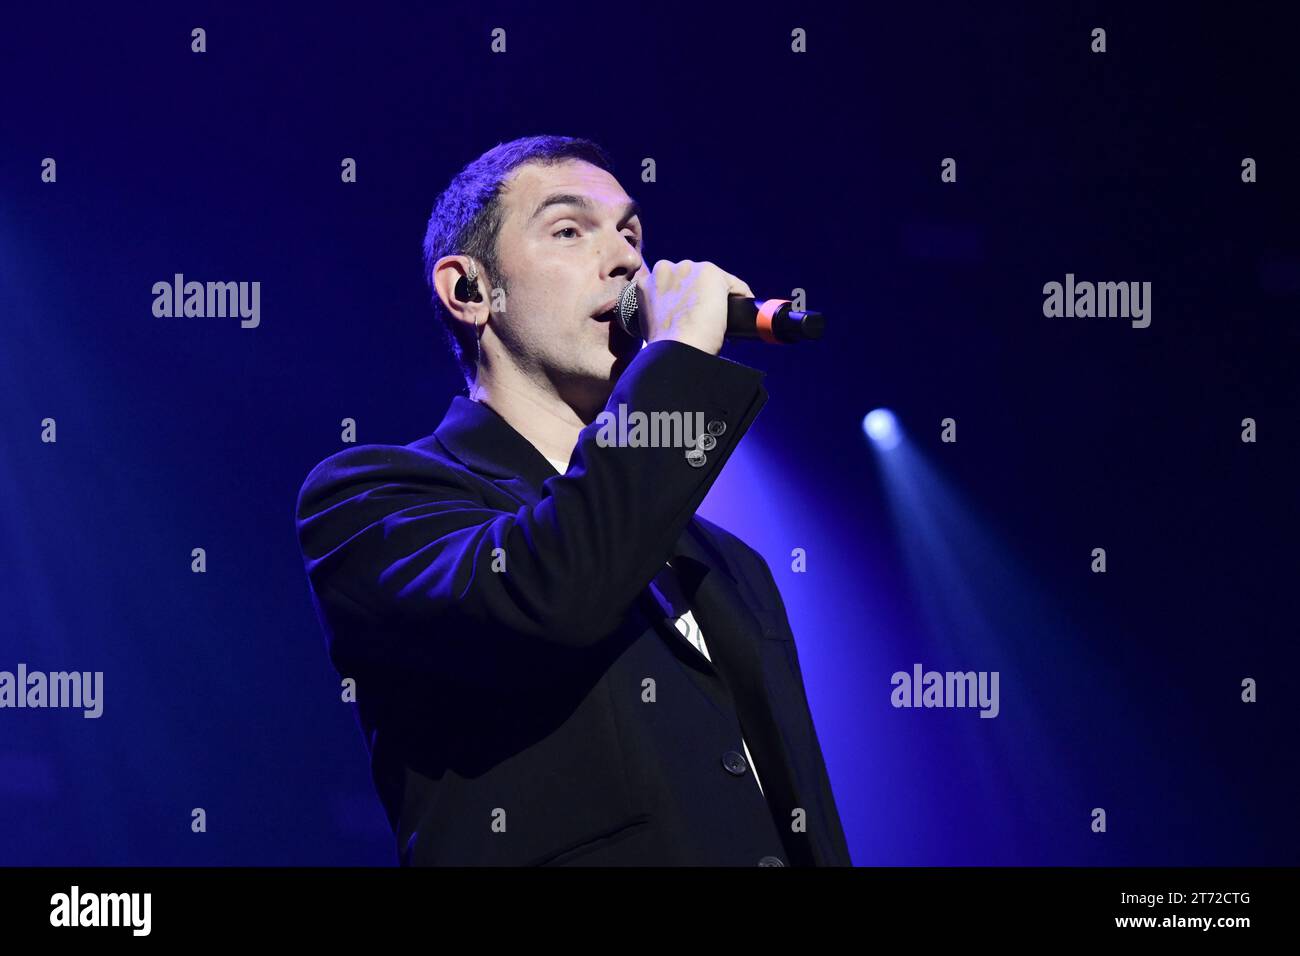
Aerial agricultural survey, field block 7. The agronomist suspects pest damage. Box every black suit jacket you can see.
[295,339,852,866]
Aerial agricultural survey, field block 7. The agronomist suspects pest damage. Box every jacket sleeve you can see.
[295,339,767,687]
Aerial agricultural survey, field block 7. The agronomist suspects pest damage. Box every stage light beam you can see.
[863,408,902,450]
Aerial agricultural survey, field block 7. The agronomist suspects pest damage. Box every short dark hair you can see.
[422,135,614,385]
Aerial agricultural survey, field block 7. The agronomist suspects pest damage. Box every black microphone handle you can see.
[614,286,824,344]
[724,295,825,343]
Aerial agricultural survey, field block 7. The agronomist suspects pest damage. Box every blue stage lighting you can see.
[863,408,901,450]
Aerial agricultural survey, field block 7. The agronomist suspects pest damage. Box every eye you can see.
[553,226,579,239]
[625,232,641,247]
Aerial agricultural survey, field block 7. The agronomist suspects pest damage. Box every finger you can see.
[722,271,755,299]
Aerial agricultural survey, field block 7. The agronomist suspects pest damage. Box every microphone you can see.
[611,284,824,344]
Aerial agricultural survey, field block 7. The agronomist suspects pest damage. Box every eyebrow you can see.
[528,193,642,228]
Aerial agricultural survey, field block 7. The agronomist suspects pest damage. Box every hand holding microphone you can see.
[610,260,824,354]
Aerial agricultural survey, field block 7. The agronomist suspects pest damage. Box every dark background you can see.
[1,1,1295,865]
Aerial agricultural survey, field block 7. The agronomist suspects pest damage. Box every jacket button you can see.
[707,419,727,437]
[722,750,749,775]
[697,433,717,451]
[685,447,708,468]
[757,855,785,867]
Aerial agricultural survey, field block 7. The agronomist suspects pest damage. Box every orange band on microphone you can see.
[756,299,790,345]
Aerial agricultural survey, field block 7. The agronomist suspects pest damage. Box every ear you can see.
[433,255,482,332]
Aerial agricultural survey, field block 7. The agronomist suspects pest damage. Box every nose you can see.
[604,228,643,279]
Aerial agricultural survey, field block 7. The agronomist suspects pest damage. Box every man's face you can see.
[490,159,647,409]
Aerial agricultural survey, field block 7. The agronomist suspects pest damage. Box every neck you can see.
[470,366,606,468]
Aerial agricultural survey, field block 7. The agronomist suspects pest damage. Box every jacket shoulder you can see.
[294,436,469,522]
[691,514,773,582]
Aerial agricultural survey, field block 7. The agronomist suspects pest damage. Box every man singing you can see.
[295,135,852,866]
